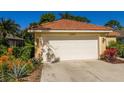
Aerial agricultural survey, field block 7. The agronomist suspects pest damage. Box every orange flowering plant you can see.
[0,56,36,81]
[0,45,41,81]
[7,48,13,54]
[0,55,9,62]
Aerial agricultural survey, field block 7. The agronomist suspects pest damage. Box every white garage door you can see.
[44,36,98,60]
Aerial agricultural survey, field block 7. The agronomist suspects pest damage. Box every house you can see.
[28,19,116,62]
[5,34,24,47]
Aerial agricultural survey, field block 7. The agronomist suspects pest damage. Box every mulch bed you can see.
[21,64,43,82]
[104,59,124,64]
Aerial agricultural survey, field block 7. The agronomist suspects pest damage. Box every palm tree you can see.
[0,18,20,38]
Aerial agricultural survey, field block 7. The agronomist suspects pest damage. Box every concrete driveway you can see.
[41,60,124,82]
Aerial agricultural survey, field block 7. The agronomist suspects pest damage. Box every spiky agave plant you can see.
[8,63,30,82]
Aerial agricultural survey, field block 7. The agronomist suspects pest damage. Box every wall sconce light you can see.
[102,38,106,43]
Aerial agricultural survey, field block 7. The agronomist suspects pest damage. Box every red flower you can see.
[102,48,117,62]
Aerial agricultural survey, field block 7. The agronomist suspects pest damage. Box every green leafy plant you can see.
[13,43,34,61]
[20,46,34,61]
[0,45,7,56]
[31,57,42,66]
[108,41,124,58]
[0,63,8,82]
[118,46,124,58]
[0,54,37,82]
[8,63,30,82]
[108,41,117,48]
[13,47,22,58]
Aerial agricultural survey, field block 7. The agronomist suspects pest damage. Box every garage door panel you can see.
[44,36,98,60]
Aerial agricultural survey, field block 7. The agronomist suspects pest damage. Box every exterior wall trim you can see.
[28,30,113,33]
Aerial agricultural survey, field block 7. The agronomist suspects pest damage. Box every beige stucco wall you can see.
[98,36,117,57]
[34,32,109,59]
[34,33,42,58]
[106,37,116,46]
[98,36,107,56]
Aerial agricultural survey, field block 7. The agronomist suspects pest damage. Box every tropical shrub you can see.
[0,45,7,56]
[13,44,34,61]
[107,41,117,48]
[0,51,38,81]
[0,62,9,82]
[0,55,12,81]
[108,41,124,58]
[20,47,33,61]
[13,47,21,58]
[0,42,42,81]
[7,61,30,81]
[101,48,117,62]
[118,46,124,58]
[31,57,43,67]
[0,58,36,81]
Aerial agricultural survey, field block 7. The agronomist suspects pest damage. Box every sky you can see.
[0,11,124,29]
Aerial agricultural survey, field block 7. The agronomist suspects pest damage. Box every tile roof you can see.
[107,31,120,37]
[30,19,112,31]
[116,31,124,37]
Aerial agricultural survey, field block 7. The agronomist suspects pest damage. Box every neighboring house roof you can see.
[107,31,120,37]
[29,19,112,31]
[6,34,24,40]
[116,31,124,37]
